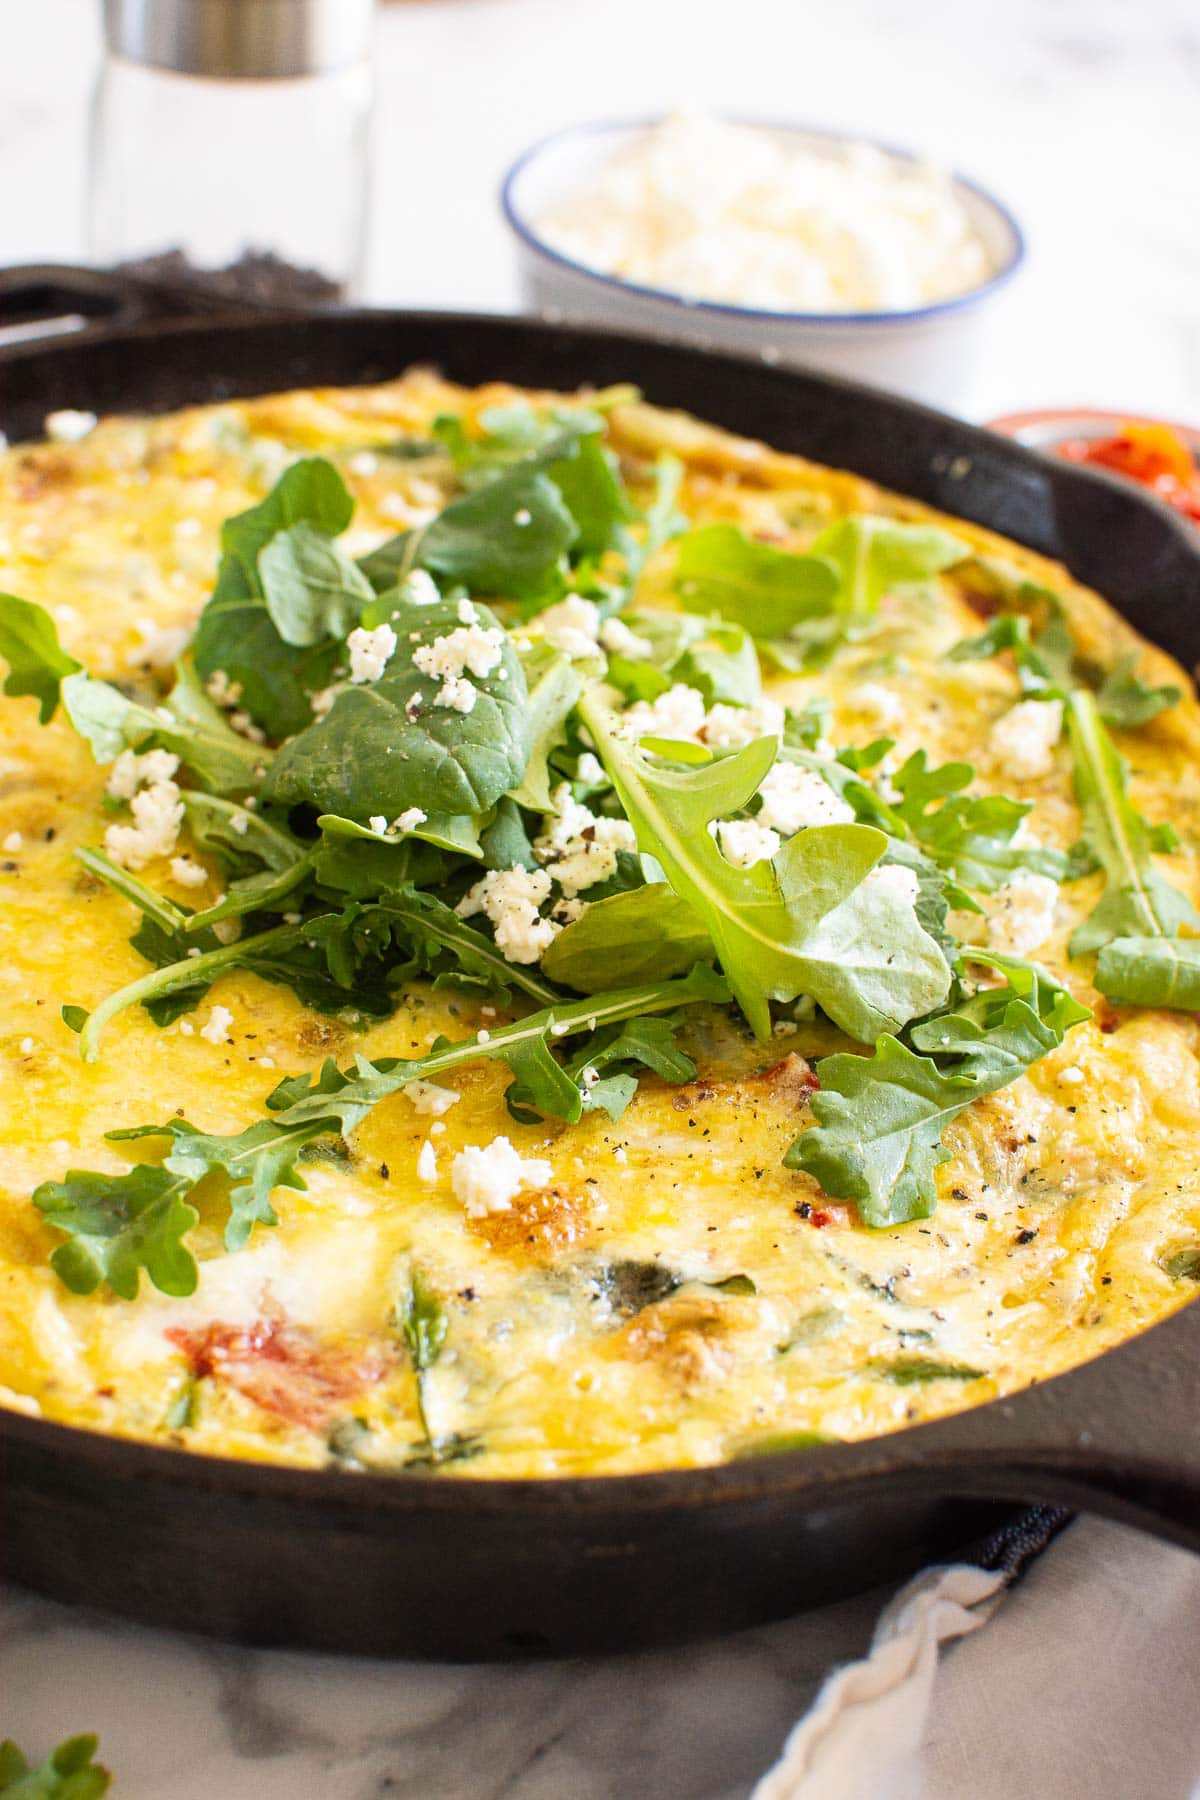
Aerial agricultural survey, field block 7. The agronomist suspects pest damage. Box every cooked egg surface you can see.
[1,372,1198,1477]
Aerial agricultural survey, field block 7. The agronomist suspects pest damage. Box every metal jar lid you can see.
[103,0,375,79]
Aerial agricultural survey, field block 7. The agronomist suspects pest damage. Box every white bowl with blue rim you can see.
[500,117,1026,414]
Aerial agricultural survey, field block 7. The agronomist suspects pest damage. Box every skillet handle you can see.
[0,264,152,347]
[888,1296,1200,1551]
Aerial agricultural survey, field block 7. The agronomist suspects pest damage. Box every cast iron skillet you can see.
[1,312,1199,1660]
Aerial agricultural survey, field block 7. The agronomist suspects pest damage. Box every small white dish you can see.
[501,117,1025,413]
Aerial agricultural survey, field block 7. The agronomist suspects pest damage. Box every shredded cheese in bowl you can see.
[534,113,994,315]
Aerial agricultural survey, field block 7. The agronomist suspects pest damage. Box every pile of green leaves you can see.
[0,1736,109,1800]
[0,404,1123,1297]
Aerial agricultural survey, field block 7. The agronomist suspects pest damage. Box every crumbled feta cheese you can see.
[576,752,606,786]
[451,1136,553,1218]
[534,783,638,895]
[2,831,22,853]
[401,569,440,605]
[433,674,477,713]
[416,1140,439,1184]
[773,1019,799,1037]
[414,623,504,682]
[229,709,267,744]
[393,807,427,834]
[131,617,190,670]
[456,598,479,625]
[170,855,209,889]
[456,866,559,963]
[230,811,250,836]
[514,508,533,527]
[851,682,905,730]
[212,917,241,945]
[310,686,337,719]
[863,862,921,904]
[19,1036,33,1054]
[348,450,379,478]
[599,617,653,659]
[106,747,180,802]
[624,682,708,742]
[45,409,97,443]
[347,622,398,685]
[403,1079,461,1116]
[989,698,1064,781]
[104,780,184,869]
[988,872,1060,956]
[702,697,786,749]
[205,670,243,707]
[199,1004,234,1046]
[1058,1065,1085,1086]
[756,761,854,834]
[533,595,601,660]
[368,815,388,835]
[178,1019,195,1037]
[553,897,589,924]
[714,817,781,868]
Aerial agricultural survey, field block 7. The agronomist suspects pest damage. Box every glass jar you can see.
[88,0,375,303]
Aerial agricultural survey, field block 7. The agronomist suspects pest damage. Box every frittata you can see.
[1,370,1198,1479]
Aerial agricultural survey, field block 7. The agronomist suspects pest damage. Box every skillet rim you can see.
[1,306,1198,1523]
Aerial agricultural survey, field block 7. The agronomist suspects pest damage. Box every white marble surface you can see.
[2,0,1200,1792]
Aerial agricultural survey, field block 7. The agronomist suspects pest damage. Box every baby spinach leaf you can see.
[1092,935,1200,1010]
[674,524,836,637]
[0,592,81,721]
[0,1733,111,1799]
[508,643,583,811]
[1066,689,1198,959]
[264,595,531,822]
[786,952,1090,1227]
[259,518,374,647]
[541,884,711,990]
[359,467,577,600]
[193,457,354,738]
[580,695,950,1042]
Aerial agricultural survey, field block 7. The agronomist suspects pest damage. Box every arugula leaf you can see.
[33,1164,200,1299]
[1093,935,1200,1009]
[259,518,374,646]
[541,883,711,990]
[61,661,267,795]
[0,591,81,721]
[38,965,730,1297]
[812,515,970,620]
[674,524,837,637]
[264,594,531,821]
[580,695,950,1041]
[1066,689,1198,959]
[881,749,1075,894]
[525,1012,699,1124]
[1095,654,1182,728]
[786,952,1090,1226]
[370,885,560,1004]
[193,457,354,738]
[0,1734,110,1800]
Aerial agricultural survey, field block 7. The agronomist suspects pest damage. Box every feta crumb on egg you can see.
[199,1004,234,1046]
[416,1140,439,1184]
[170,855,209,889]
[348,451,378,477]
[988,871,1060,956]
[852,682,905,730]
[19,1037,33,1054]
[104,780,184,870]
[456,865,559,963]
[347,622,398,685]
[451,1136,553,1218]
[714,817,781,869]
[989,697,1064,781]
[534,595,601,660]
[2,831,22,853]
[403,1079,461,1116]
[45,409,98,443]
[756,761,854,834]
[1058,1065,1085,1086]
